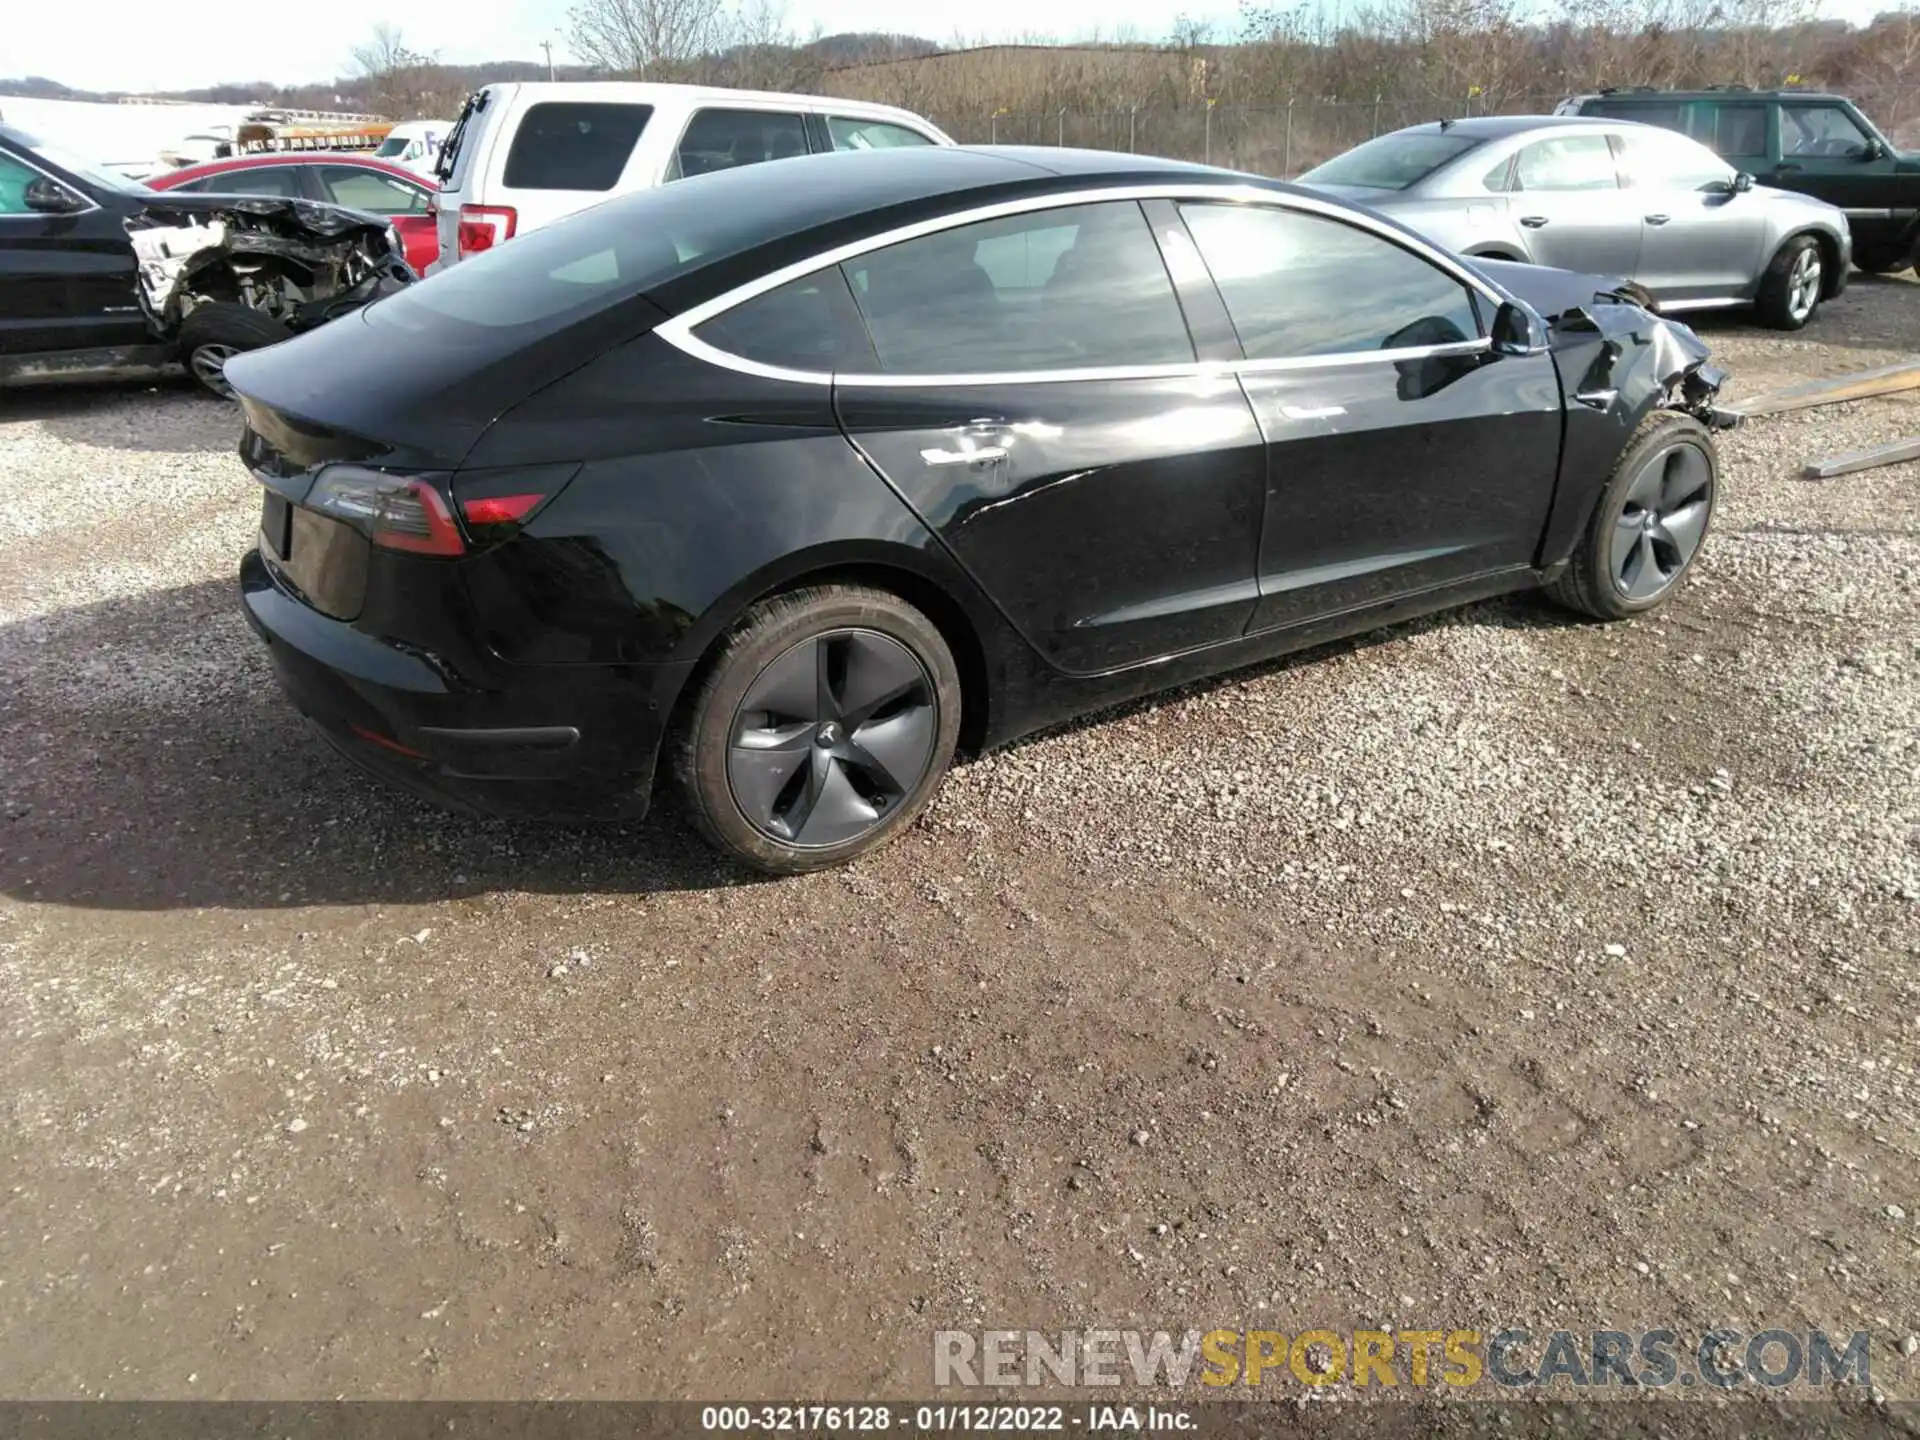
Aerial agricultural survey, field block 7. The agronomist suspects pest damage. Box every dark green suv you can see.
[1557,88,1920,273]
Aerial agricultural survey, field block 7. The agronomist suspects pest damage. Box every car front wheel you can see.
[177,302,293,398]
[1755,235,1826,330]
[674,584,962,874]
[1546,413,1717,621]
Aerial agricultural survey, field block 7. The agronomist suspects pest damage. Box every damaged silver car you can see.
[1,123,412,396]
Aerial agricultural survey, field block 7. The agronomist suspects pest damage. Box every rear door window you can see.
[315,165,427,214]
[671,109,809,180]
[1586,100,1687,133]
[173,167,304,198]
[839,200,1192,374]
[502,101,653,191]
[826,117,935,151]
[1512,135,1619,191]
[1709,104,1769,161]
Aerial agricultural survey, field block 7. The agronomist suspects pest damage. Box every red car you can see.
[147,154,439,273]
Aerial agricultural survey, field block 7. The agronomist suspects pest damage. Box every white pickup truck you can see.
[429,81,952,269]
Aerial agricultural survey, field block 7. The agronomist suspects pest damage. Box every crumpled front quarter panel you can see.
[1536,302,1730,568]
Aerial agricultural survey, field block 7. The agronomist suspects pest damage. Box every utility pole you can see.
[540,39,555,81]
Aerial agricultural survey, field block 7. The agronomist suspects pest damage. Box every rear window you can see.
[671,108,807,179]
[503,102,653,191]
[1585,100,1687,133]
[828,117,935,151]
[370,146,1019,343]
[1299,132,1480,190]
[1713,105,1769,157]
[370,162,826,338]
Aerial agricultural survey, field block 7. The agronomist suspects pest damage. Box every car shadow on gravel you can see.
[0,579,762,912]
[3,379,242,455]
[1684,271,1920,355]
[998,589,1573,754]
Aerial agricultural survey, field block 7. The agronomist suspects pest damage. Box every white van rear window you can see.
[504,102,654,191]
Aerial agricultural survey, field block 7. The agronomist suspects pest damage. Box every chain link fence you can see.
[927,96,1570,177]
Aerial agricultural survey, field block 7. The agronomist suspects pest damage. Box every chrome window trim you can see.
[654,182,1509,387]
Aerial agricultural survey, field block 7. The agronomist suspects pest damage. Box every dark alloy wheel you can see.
[1547,413,1718,621]
[676,585,962,873]
[1609,436,1713,603]
[729,628,938,847]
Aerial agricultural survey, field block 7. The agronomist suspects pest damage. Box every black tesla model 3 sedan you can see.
[229,144,1731,873]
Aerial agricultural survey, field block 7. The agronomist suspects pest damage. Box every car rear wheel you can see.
[1755,235,1825,330]
[177,303,293,397]
[674,584,962,874]
[1546,413,1717,621]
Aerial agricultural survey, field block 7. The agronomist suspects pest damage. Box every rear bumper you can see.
[241,548,693,821]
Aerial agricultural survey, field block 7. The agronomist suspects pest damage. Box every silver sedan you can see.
[1298,115,1851,330]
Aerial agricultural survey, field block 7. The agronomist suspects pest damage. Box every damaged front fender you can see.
[1552,294,1740,433]
[125,194,412,341]
[1480,260,1738,572]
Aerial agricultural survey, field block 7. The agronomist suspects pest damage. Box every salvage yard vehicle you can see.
[430,81,951,266]
[1300,115,1851,330]
[148,154,440,273]
[0,124,414,395]
[374,120,454,178]
[229,145,1732,874]
[1556,87,1920,274]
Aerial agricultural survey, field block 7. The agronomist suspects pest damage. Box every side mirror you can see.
[1732,170,1755,194]
[24,177,87,215]
[1862,139,1887,161]
[1491,300,1543,356]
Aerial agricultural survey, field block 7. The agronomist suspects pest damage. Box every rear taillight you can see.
[308,467,466,557]
[456,203,516,258]
[451,464,581,547]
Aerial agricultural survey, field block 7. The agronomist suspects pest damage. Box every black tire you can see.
[673,584,962,874]
[1754,234,1826,330]
[1854,245,1911,276]
[1546,412,1718,621]
[176,303,292,398]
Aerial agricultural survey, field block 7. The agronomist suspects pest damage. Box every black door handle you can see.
[1774,163,1801,175]
[1519,215,1549,228]
[1644,213,1671,225]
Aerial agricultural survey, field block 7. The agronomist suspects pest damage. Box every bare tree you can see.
[348,23,464,117]
[567,0,730,75]
[1845,6,1920,137]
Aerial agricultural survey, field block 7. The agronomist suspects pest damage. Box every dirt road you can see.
[2,282,1916,1403]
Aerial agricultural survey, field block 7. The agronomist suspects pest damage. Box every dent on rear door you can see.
[841,375,1268,674]
[826,198,1268,677]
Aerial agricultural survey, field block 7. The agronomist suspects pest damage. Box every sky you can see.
[3,0,1893,94]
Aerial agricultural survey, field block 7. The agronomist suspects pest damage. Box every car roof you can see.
[626,144,1321,315]
[156,154,424,184]
[1388,114,1624,142]
[1575,88,1845,102]
[478,79,936,119]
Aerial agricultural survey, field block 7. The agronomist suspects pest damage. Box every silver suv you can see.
[1299,115,1852,329]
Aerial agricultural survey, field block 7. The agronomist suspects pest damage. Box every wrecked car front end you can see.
[1474,258,1738,571]
[126,194,413,341]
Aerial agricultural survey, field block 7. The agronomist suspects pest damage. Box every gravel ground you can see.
[0,277,1916,1407]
